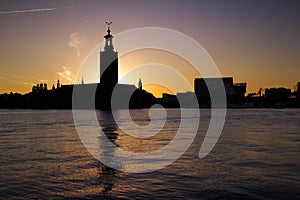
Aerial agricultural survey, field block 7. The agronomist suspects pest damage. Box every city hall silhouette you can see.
[72,22,156,110]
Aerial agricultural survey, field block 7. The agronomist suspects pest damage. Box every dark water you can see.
[0,109,299,199]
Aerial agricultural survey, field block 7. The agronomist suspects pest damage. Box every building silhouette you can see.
[57,75,60,89]
[261,87,291,108]
[96,23,156,110]
[0,23,157,110]
[294,82,300,93]
[176,91,198,108]
[75,22,156,110]
[1,23,299,109]
[194,77,247,106]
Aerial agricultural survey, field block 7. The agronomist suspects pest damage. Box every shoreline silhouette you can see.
[1,24,299,109]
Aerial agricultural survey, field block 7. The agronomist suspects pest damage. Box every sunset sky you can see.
[0,0,299,97]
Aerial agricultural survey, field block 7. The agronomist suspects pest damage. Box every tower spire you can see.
[138,78,143,90]
[81,74,84,85]
[104,21,114,51]
[106,21,112,30]
[57,74,60,89]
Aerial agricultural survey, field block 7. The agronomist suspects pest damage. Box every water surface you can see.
[0,109,299,199]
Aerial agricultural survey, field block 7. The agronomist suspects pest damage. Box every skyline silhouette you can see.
[0,1,299,95]
[0,22,299,109]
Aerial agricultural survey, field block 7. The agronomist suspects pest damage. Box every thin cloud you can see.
[68,32,86,57]
[57,66,75,83]
[0,77,4,80]
[0,7,59,14]
[0,6,82,15]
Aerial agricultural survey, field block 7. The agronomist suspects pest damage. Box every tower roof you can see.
[104,21,112,38]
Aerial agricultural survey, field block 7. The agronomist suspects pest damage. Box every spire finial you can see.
[106,21,112,28]
[105,21,112,34]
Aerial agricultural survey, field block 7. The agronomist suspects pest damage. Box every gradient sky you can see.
[0,0,299,96]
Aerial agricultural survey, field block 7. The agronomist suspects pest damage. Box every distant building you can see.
[233,83,247,99]
[176,91,198,108]
[294,82,300,93]
[162,93,179,108]
[194,77,233,99]
[57,78,60,89]
[194,77,247,105]
[32,83,48,93]
[261,88,291,99]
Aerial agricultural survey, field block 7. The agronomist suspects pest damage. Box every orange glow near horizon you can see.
[143,83,174,98]
[119,49,199,97]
